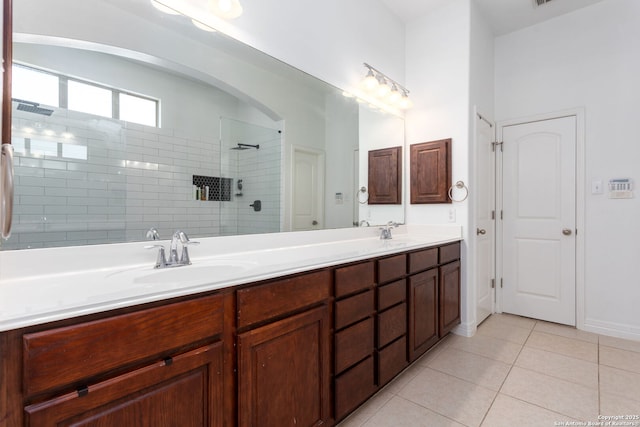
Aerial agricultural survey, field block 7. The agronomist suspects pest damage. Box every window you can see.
[12,64,160,127]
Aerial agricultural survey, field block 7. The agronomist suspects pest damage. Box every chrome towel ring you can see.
[448,180,469,202]
[1,143,14,240]
[357,186,369,204]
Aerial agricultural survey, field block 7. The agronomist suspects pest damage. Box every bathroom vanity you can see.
[0,227,461,426]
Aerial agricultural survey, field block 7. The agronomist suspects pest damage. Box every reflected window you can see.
[68,80,112,118]
[119,93,158,127]
[12,64,59,107]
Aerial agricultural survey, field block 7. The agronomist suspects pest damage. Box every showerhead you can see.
[13,99,54,116]
[231,143,260,150]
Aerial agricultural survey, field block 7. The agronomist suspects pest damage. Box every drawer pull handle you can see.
[77,386,89,397]
[163,356,174,366]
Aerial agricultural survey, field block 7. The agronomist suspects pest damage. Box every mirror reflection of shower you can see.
[220,117,282,236]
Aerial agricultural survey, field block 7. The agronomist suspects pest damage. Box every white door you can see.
[500,116,576,325]
[292,147,324,231]
[475,113,495,325]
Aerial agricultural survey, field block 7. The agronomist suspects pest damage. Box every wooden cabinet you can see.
[237,271,332,427]
[368,146,402,204]
[408,269,439,361]
[333,262,376,421]
[410,138,452,204]
[439,259,461,337]
[17,293,230,427]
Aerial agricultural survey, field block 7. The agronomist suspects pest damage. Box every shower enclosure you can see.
[220,117,282,236]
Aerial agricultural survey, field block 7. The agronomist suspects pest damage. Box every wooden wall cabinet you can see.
[368,146,402,204]
[410,138,452,204]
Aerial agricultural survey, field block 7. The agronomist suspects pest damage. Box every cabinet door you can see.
[25,343,224,427]
[238,306,330,427]
[439,261,461,337]
[368,146,402,204]
[408,269,439,361]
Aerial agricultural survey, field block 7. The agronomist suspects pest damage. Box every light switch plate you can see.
[592,180,603,194]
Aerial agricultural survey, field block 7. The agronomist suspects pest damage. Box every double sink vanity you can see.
[0,225,462,426]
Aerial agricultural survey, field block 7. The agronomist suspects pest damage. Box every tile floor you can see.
[337,314,640,427]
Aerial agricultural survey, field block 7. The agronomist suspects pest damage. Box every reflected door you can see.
[292,147,324,231]
[501,116,576,326]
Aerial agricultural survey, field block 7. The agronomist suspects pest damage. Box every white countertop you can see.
[0,225,462,332]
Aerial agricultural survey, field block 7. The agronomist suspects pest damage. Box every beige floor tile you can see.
[501,366,599,421]
[382,359,427,395]
[525,331,598,363]
[336,390,394,427]
[600,346,640,374]
[448,333,523,364]
[481,394,580,427]
[476,317,532,345]
[599,335,640,354]
[534,321,599,343]
[515,346,598,389]
[398,368,496,427]
[599,365,640,402]
[361,396,465,427]
[413,336,454,368]
[483,313,537,330]
[600,393,640,416]
[428,347,512,391]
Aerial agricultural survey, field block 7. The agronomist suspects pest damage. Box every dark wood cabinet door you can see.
[408,269,439,361]
[410,138,451,204]
[368,146,402,204]
[439,261,461,337]
[237,306,331,427]
[24,343,224,427]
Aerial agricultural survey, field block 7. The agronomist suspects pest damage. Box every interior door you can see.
[475,113,495,325]
[500,116,576,325]
[292,147,324,231]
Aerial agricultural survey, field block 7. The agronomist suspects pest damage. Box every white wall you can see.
[495,0,640,339]
[404,0,474,335]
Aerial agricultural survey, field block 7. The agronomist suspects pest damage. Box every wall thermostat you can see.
[608,178,633,199]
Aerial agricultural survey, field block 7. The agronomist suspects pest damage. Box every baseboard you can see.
[452,320,476,338]
[582,317,640,341]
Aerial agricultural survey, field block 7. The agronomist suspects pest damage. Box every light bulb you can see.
[150,0,181,15]
[210,0,243,19]
[398,93,413,109]
[376,76,390,97]
[362,69,378,91]
[387,84,401,104]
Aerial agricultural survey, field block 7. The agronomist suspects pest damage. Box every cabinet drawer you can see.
[334,356,375,420]
[439,242,461,264]
[335,289,374,330]
[378,279,406,311]
[237,270,331,329]
[335,318,374,374]
[23,294,225,397]
[378,336,408,386]
[25,343,224,427]
[377,254,406,284]
[377,303,407,348]
[409,248,438,273]
[335,262,374,298]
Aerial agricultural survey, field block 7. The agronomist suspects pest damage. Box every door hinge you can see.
[491,279,495,289]
[501,278,503,288]
[492,141,503,152]
[491,210,495,220]
[500,210,503,220]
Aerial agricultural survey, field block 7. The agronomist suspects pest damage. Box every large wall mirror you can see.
[2,0,405,250]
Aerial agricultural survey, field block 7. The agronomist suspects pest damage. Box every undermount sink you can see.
[106,258,260,285]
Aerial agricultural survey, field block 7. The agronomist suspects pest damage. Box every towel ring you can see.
[448,180,469,202]
[1,143,15,240]
[357,186,369,204]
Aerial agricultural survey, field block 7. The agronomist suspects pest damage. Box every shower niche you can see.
[220,118,282,236]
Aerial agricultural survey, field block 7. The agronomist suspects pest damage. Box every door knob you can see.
[312,220,318,225]
[562,229,572,236]
[476,228,486,235]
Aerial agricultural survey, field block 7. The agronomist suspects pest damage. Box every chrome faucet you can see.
[359,219,370,227]
[145,229,199,268]
[379,221,399,240]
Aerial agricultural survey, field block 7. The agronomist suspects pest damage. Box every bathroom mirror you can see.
[3,0,405,250]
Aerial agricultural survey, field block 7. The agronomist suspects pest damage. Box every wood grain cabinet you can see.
[237,270,332,427]
[410,138,452,204]
[19,294,229,427]
[368,146,402,204]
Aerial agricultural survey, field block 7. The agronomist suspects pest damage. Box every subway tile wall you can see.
[5,107,281,250]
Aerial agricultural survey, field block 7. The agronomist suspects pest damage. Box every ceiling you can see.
[381,0,607,35]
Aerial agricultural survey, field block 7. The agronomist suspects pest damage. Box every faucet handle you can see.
[145,244,167,268]
[146,227,160,240]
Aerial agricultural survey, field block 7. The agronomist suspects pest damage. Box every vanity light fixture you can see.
[209,0,243,20]
[150,0,181,15]
[361,63,411,110]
